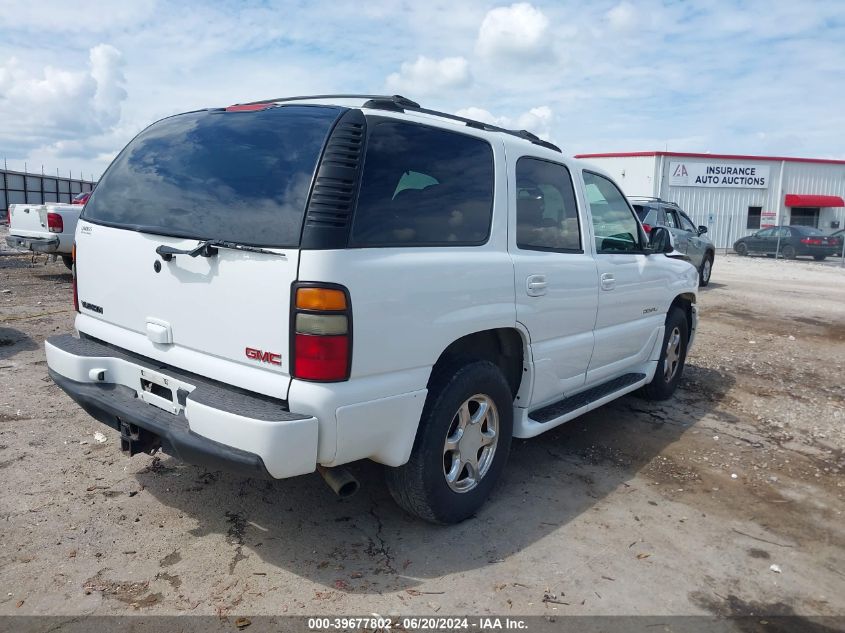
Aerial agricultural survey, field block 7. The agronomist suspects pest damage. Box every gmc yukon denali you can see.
[45,95,698,523]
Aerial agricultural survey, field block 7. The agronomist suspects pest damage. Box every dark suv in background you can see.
[629,197,715,286]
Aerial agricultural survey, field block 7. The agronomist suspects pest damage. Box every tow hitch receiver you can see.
[119,420,161,456]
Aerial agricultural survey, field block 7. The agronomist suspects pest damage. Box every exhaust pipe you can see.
[317,465,359,498]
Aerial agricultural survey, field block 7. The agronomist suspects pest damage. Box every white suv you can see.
[45,95,698,523]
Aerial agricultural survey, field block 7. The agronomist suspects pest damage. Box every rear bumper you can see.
[6,234,60,253]
[45,334,318,479]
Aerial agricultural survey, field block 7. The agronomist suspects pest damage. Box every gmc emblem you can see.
[245,347,282,365]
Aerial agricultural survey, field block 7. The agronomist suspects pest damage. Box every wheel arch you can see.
[670,292,696,334]
[430,328,527,399]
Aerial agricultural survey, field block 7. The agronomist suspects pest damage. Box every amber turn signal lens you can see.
[296,287,347,311]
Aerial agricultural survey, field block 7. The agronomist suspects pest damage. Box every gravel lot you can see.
[1,225,843,621]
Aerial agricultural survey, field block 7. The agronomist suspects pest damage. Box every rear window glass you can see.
[351,120,494,246]
[632,205,659,224]
[83,105,342,247]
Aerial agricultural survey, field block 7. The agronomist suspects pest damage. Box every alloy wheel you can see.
[443,394,499,493]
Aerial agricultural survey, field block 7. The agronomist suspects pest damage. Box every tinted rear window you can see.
[350,120,494,246]
[83,105,341,247]
[632,204,658,224]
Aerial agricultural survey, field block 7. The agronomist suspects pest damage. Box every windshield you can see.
[83,105,342,247]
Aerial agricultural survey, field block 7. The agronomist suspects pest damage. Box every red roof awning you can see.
[785,194,845,207]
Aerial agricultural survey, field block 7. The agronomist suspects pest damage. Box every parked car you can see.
[629,197,715,286]
[830,229,845,254]
[72,191,91,205]
[5,202,80,269]
[733,225,841,260]
[45,94,699,524]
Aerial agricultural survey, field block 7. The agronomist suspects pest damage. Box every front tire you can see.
[781,245,796,259]
[641,307,688,401]
[735,243,748,256]
[698,254,713,287]
[386,360,513,524]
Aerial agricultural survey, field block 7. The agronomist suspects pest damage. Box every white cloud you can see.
[0,44,127,161]
[455,105,554,140]
[606,2,638,31]
[386,56,472,95]
[476,3,551,59]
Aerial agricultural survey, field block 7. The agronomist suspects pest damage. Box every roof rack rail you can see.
[231,94,562,153]
[628,196,680,207]
[237,94,420,107]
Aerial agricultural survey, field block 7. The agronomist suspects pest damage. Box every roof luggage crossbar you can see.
[232,94,562,153]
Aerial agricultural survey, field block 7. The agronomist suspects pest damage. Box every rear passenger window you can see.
[583,171,642,253]
[515,157,581,252]
[351,121,494,246]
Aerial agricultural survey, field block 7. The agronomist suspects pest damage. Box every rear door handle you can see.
[526,274,547,296]
[600,272,615,291]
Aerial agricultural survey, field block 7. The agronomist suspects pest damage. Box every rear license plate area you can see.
[138,368,187,415]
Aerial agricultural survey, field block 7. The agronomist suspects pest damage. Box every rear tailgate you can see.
[9,204,49,238]
[75,222,298,399]
[75,104,344,400]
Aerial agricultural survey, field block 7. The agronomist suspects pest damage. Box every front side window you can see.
[515,157,581,252]
[679,212,697,233]
[351,121,494,246]
[757,228,774,237]
[583,171,642,253]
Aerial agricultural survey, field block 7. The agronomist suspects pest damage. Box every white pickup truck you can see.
[6,202,81,269]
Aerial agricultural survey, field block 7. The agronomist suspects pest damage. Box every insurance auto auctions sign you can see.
[669,161,770,188]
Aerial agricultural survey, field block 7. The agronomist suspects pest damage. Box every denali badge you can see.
[245,347,282,365]
[81,301,104,314]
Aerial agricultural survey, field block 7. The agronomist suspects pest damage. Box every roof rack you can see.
[232,94,561,153]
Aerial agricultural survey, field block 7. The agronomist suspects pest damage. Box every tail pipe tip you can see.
[316,465,359,498]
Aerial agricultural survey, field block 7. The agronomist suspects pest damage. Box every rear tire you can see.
[781,245,796,260]
[813,255,826,261]
[698,254,713,287]
[386,360,513,524]
[61,255,73,271]
[641,307,688,401]
[735,243,748,256]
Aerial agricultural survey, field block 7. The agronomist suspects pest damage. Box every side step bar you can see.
[529,373,646,423]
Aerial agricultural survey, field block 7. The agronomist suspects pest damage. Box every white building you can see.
[574,151,845,249]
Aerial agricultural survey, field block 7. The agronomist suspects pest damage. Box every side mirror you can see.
[648,226,674,254]
[697,225,708,235]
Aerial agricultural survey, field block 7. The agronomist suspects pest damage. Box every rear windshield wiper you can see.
[155,239,284,261]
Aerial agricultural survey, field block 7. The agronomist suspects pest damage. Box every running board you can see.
[529,373,646,423]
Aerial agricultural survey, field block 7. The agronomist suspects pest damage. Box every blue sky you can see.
[1,0,844,178]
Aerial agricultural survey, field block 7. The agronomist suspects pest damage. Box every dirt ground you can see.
[0,225,843,621]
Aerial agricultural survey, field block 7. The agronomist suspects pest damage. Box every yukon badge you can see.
[81,301,104,314]
[245,347,282,366]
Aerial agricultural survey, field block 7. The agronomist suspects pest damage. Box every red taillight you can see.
[291,284,351,381]
[642,223,652,234]
[294,334,349,381]
[72,243,78,312]
[47,212,63,233]
[800,237,822,245]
